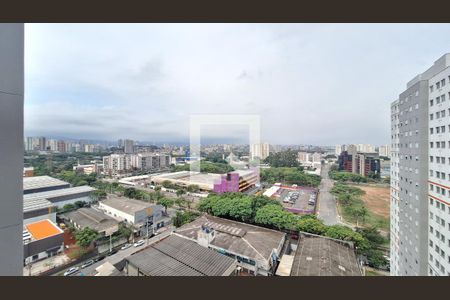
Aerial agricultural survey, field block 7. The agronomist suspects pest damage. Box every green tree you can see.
[172,211,199,227]
[75,228,99,248]
[74,201,86,208]
[91,190,107,201]
[263,149,300,168]
[176,188,186,198]
[161,180,173,189]
[63,203,76,211]
[297,215,327,235]
[325,225,369,251]
[157,197,174,214]
[254,204,297,230]
[187,184,200,193]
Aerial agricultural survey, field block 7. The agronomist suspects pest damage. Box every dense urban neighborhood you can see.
[21,139,391,276]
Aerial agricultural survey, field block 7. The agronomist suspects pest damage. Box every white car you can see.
[81,260,94,269]
[134,240,145,247]
[64,267,79,276]
[121,243,132,250]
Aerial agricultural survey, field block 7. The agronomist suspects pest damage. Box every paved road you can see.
[317,163,339,225]
[63,226,174,276]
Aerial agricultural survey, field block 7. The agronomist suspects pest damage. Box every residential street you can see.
[61,226,174,276]
[317,163,339,225]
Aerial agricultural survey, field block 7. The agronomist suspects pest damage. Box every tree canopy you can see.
[263,149,300,168]
[75,227,99,248]
[261,167,321,187]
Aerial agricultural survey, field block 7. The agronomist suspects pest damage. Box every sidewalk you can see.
[23,253,71,276]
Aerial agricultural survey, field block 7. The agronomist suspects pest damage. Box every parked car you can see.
[107,249,118,256]
[81,260,94,269]
[94,256,105,263]
[63,267,79,276]
[134,240,145,247]
[120,243,132,250]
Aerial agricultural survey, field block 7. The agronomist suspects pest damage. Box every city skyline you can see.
[24,24,450,145]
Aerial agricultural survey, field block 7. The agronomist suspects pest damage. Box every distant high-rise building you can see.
[38,136,46,151]
[118,139,123,148]
[250,143,270,160]
[124,139,135,154]
[378,145,391,158]
[335,144,343,156]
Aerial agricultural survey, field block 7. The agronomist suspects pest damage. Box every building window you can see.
[431,99,434,106]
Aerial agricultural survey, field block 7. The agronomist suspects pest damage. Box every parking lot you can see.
[277,186,317,215]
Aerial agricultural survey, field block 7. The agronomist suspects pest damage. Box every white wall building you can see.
[379,145,391,158]
[250,143,270,160]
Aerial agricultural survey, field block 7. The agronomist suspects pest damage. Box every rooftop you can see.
[126,235,236,276]
[174,215,286,262]
[289,232,362,276]
[23,186,96,203]
[23,175,69,192]
[100,196,154,215]
[24,219,63,242]
[23,196,55,213]
[62,207,119,235]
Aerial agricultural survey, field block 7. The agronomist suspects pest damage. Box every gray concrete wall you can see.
[0,23,24,275]
[396,80,429,275]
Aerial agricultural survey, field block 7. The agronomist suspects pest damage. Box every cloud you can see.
[24,24,450,145]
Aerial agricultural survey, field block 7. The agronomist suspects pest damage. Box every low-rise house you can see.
[125,235,237,276]
[61,207,120,236]
[98,196,164,236]
[174,215,286,276]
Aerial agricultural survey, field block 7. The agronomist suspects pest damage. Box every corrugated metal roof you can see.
[126,235,235,276]
[23,176,69,191]
[23,186,96,202]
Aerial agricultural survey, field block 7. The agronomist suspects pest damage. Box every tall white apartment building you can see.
[390,100,401,274]
[427,58,450,276]
[391,54,450,276]
[335,144,343,156]
[124,139,135,154]
[250,143,270,160]
[379,145,391,158]
[103,154,130,175]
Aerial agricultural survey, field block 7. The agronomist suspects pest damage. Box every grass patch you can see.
[365,270,385,276]
[332,183,389,231]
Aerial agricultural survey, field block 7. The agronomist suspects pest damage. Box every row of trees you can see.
[329,170,369,183]
[198,193,368,249]
[198,192,388,268]
[261,167,321,187]
[263,149,301,168]
[175,161,234,174]
[172,211,200,227]
[330,183,370,227]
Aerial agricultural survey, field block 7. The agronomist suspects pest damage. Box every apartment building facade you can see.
[427,60,450,276]
[391,54,450,276]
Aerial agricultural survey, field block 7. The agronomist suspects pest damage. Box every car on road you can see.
[94,256,105,263]
[81,260,94,269]
[121,243,132,250]
[63,267,79,276]
[134,240,145,247]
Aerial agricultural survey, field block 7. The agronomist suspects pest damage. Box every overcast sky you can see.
[24,24,450,145]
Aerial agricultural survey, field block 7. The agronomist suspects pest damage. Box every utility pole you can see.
[109,233,112,253]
